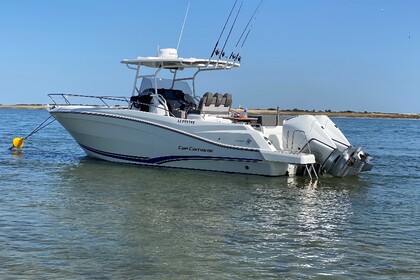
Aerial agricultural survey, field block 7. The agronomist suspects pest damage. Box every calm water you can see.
[0,108,419,279]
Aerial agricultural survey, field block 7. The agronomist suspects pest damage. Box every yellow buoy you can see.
[12,137,25,149]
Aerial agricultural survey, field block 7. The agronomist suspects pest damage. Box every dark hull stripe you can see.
[80,144,261,165]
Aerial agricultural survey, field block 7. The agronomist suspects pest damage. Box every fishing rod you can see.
[229,0,264,62]
[217,1,243,61]
[209,0,238,59]
[235,0,263,48]
[9,115,56,149]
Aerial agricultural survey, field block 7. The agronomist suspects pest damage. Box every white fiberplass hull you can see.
[47,46,372,177]
[50,107,315,176]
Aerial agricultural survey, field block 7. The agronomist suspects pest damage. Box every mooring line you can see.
[9,116,56,149]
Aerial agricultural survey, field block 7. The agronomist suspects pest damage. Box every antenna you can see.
[209,0,238,59]
[177,2,191,52]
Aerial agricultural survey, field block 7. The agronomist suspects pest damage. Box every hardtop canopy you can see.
[120,48,240,97]
[121,57,240,70]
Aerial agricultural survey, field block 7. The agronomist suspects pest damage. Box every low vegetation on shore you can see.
[1,104,418,119]
[234,108,419,119]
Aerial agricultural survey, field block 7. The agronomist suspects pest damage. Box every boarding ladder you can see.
[291,130,319,180]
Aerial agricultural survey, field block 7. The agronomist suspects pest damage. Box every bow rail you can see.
[48,93,131,108]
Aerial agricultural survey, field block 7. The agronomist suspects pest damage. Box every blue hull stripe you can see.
[80,144,261,165]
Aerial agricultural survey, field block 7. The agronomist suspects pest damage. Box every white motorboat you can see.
[47,48,372,177]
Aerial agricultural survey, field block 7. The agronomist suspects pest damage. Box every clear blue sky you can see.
[1,0,419,113]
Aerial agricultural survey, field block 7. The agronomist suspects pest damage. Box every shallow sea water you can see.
[0,109,419,279]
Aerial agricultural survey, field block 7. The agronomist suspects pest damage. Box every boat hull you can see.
[49,108,309,176]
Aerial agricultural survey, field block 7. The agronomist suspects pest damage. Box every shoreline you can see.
[0,104,418,119]
[242,109,420,120]
[0,104,47,109]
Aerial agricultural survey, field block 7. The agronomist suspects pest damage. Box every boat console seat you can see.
[130,94,153,112]
[156,88,197,114]
[198,92,232,115]
[131,90,233,117]
[131,88,197,117]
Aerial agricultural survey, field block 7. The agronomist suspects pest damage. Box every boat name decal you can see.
[177,119,195,124]
[178,146,213,153]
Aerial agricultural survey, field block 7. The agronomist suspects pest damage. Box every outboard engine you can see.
[283,115,373,177]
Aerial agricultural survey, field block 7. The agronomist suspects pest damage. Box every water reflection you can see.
[11,149,24,159]
[44,159,370,277]
[229,174,371,277]
[2,145,373,279]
